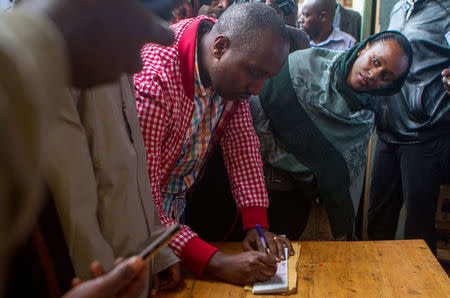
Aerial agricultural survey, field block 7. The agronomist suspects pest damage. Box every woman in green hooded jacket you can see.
[251,31,412,240]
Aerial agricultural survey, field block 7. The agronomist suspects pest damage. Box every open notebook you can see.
[252,247,289,294]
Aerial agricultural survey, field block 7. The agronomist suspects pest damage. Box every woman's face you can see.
[347,40,409,91]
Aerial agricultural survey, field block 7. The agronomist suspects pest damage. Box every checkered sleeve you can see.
[220,100,270,231]
[134,44,218,276]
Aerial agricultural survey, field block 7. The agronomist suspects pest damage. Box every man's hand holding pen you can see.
[242,226,295,262]
[204,225,294,285]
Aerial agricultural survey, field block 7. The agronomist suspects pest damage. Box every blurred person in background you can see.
[170,0,214,23]
[198,0,232,19]
[299,0,356,51]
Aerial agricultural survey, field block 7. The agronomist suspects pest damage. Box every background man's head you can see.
[298,0,335,40]
[204,2,289,101]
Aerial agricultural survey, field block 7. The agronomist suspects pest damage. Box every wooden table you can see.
[158,240,450,297]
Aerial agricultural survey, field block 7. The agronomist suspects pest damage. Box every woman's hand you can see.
[442,68,450,95]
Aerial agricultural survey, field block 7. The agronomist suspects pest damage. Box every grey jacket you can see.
[373,0,450,144]
[46,76,178,296]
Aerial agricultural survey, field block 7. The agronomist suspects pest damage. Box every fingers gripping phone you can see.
[127,223,181,263]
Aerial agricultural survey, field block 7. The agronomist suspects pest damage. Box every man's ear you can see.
[212,35,229,59]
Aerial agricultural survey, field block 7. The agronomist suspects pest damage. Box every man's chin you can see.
[221,94,250,101]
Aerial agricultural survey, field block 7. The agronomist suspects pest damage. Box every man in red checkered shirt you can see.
[134,2,293,284]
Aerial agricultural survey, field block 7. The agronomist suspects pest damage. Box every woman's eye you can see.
[372,57,379,66]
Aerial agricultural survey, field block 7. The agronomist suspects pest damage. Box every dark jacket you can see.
[334,2,361,41]
[373,0,450,144]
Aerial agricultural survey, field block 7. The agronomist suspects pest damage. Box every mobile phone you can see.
[127,223,181,263]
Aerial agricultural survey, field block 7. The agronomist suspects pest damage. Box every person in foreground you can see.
[1,0,180,297]
[134,2,292,284]
[250,31,412,240]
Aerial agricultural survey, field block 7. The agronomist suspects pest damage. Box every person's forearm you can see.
[179,236,218,276]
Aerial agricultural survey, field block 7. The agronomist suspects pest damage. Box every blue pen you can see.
[256,224,271,255]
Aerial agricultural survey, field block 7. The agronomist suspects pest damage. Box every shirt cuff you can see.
[240,206,269,231]
[180,236,218,276]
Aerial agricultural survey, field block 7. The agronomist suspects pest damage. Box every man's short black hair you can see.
[211,2,289,51]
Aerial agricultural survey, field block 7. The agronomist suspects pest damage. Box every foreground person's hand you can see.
[65,256,149,298]
[204,251,277,285]
[243,228,294,261]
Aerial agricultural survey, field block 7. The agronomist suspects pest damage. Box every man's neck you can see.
[198,22,213,88]
[311,26,333,44]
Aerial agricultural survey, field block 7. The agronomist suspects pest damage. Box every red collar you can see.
[178,16,216,100]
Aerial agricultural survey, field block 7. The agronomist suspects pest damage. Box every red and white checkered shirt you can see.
[134,16,269,275]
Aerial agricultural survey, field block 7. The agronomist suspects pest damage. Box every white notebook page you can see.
[252,247,289,294]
